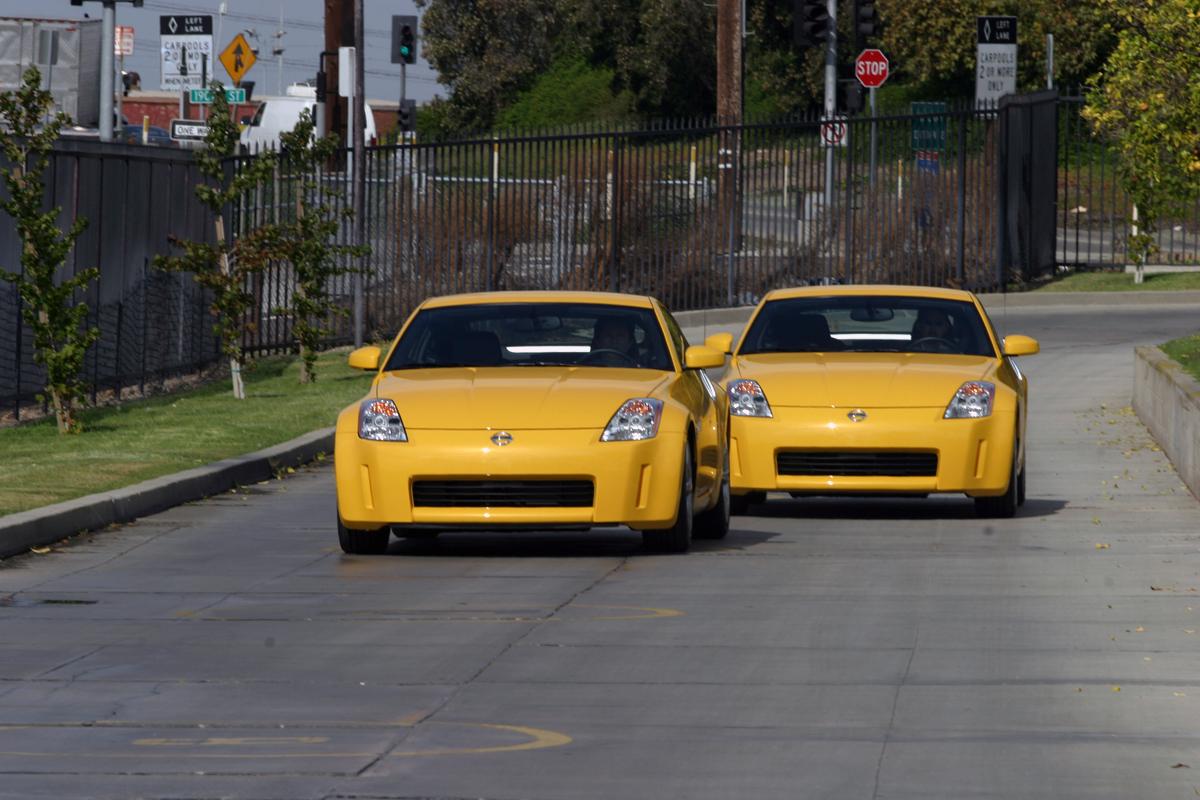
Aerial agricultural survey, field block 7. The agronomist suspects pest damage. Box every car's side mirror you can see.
[704,332,734,354]
[684,345,725,370]
[1002,335,1039,357]
[348,345,382,370]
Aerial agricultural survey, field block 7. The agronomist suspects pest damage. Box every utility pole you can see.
[324,0,353,145]
[823,0,837,283]
[351,0,365,347]
[716,0,743,303]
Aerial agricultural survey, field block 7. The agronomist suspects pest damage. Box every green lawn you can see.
[0,351,375,517]
[1033,270,1200,292]
[1162,332,1200,383]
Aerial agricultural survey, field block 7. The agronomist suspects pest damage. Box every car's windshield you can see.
[383,302,675,371]
[739,295,996,357]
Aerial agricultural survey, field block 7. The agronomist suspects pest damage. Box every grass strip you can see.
[0,351,374,517]
[1033,271,1200,292]
[1162,332,1200,384]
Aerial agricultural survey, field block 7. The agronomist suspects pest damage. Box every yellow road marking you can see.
[390,722,572,757]
[0,721,571,760]
[134,736,329,746]
[569,604,685,621]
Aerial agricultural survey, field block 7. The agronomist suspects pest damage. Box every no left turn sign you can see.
[820,117,847,148]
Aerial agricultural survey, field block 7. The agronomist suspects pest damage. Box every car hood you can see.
[734,352,997,408]
[375,367,673,430]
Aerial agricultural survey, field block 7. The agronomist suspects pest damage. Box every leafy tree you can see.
[1084,0,1200,266]
[415,0,562,133]
[269,111,367,383]
[0,67,99,434]
[154,83,278,399]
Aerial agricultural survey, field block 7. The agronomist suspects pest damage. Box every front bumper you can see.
[730,407,1015,496]
[335,427,687,530]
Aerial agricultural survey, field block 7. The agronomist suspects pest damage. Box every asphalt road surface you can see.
[2,302,1200,800]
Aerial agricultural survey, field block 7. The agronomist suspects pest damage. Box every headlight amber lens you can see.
[601,398,663,441]
[359,398,408,441]
[728,379,773,417]
[944,381,995,419]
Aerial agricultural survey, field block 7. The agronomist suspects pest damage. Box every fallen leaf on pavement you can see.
[30,546,51,554]
[1095,542,1110,548]
[1172,763,1190,769]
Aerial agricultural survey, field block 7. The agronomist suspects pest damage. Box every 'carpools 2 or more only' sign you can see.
[160,15,213,91]
[976,16,1017,109]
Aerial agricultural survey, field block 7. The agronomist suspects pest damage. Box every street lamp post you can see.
[69,0,143,142]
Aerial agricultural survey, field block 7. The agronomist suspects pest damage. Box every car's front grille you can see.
[411,480,595,508]
[776,450,938,477]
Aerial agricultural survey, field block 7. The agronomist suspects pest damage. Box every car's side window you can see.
[660,308,690,367]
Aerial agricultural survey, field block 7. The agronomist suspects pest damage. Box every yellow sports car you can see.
[715,285,1039,517]
[335,291,730,554]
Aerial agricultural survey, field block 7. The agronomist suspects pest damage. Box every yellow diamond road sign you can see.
[219,33,256,85]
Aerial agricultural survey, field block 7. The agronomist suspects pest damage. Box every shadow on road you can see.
[381,526,784,558]
[738,495,1069,520]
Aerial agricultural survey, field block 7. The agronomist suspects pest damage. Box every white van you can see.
[239,85,377,150]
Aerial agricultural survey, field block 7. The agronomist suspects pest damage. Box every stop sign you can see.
[855,48,889,89]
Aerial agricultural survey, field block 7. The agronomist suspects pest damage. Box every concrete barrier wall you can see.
[1133,347,1200,501]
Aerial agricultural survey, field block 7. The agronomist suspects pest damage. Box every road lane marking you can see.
[389,722,572,757]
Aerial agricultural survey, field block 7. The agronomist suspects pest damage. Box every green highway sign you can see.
[189,88,246,104]
[911,101,947,152]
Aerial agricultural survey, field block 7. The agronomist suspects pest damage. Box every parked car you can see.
[117,124,173,147]
[716,285,1039,517]
[335,291,730,554]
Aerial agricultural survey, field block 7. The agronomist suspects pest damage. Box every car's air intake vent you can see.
[411,480,595,508]
[776,451,938,477]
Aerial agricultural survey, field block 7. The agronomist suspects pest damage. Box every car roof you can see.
[762,284,980,303]
[419,291,656,310]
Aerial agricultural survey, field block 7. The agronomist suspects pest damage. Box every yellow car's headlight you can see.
[944,381,995,419]
[359,399,408,441]
[728,379,773,417]
[601,398,663,441]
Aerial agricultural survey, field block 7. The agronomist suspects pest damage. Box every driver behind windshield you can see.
[911,308,956,344]
[590,317,639,364]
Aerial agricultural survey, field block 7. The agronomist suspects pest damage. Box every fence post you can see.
[609,138,622,293]
[688,144,697,201]
[486,137,498,292]
[956,111,967,284]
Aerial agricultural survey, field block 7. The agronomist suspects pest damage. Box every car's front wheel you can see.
[643,447,694,553]
[338,513,391,554]
[694,450,730,540]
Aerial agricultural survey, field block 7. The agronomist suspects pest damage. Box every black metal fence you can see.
[1057,92,1200,267]
[0,139,219,421]
[4,92,1197,421]
[238,99,1035,351]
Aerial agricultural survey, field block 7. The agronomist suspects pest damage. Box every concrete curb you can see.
[0,427,334,560]
[1133,348,1200,502]
[675,291,1200,330]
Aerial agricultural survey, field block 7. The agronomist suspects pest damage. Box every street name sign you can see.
[160,15,213,91]
[170,119,209,141]
[188,88,247,104]
[911,101,947,152]
[855,49,889,89]
[976,16,1017,109]
[219,33,256,85]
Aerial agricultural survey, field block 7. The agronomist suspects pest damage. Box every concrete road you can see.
[2,303,1199,799]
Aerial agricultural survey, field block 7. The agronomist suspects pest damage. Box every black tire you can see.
[974,441,1019,519]
[338,514,391,554]
[694,450,730,540]
[643,447,694,553]
[730,491,765,516]
[1016,454,1027,507]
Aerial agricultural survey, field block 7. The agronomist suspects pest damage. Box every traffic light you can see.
[392,15,418,65]
[398,99,417,132]
[793,0,830,49]
[855,0,880,44]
